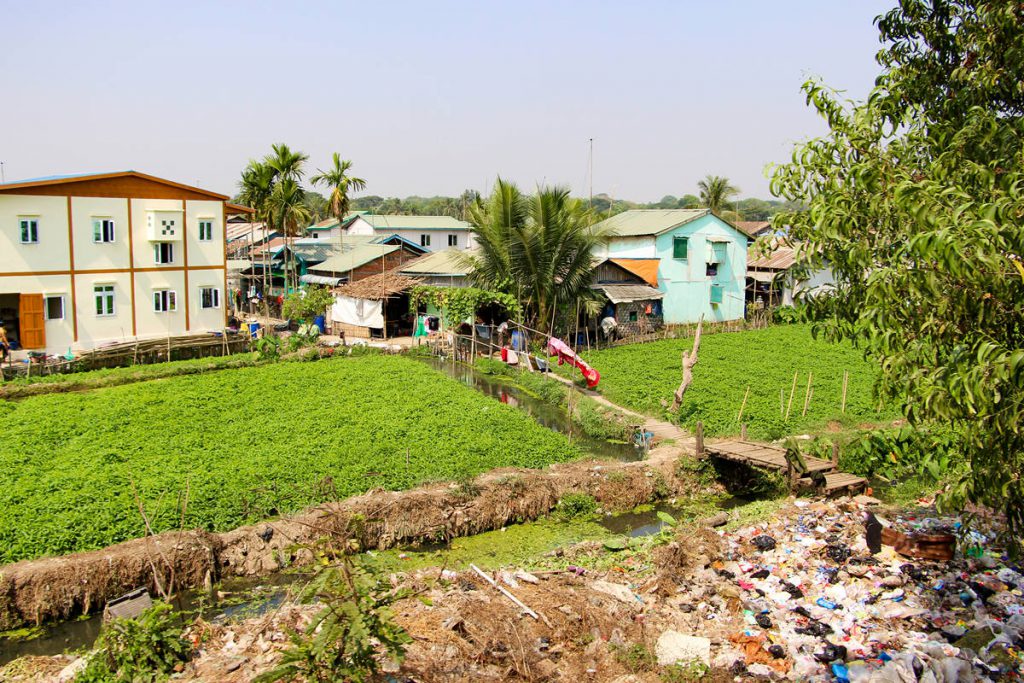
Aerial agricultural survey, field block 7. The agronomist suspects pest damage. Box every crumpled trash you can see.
[751,535,777,551]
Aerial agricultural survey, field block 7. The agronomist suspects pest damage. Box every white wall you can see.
[0,195,70,273]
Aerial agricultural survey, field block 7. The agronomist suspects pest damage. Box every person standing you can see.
[0,320,9,365]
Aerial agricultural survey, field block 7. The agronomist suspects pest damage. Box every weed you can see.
[610,642,657,673]
[255,554,411,683]
[453,476,482,500]
[77,602,190,683]
[660,660,710,682]
[554,493,598,519]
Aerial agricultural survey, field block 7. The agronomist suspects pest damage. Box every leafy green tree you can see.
[697,175,740,216]
[237,160,277,315]
[268,178,311,291]
[771,0,1024,542]
[302,190,329,223]
[263,144,310,292]
[678,194,700,209]
[311,153,367,238]
[465,179,610,332]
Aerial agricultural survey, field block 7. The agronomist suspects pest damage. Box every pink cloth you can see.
[546,337,600,388]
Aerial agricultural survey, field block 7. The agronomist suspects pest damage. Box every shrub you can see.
[77,602,190,683]
[555,493,598,519]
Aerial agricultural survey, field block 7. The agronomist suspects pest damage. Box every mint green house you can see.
[592,209,748,324]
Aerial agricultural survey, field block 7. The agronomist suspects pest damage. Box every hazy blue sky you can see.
[1,1,893,201]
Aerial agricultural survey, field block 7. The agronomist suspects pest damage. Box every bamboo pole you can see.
[785,371,798,421]
[802,372,813,417]
[737,385,750,424]
[780,388,784,416]
[841,370,849,413]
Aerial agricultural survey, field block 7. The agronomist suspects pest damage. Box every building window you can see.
[94,285,115,316]
[628,311,638,322]
[710,284,723,305]
[153,289,177,313]
[44,295,65,321]
[198,220,214,241]
[92,218,116,243]
[200,286,220,309]
[706,262,719,277]
[154,242,174,264]
[19,218,39,244]
[448,234,458,247]
[672,236,688,260]
[420,234,431,247]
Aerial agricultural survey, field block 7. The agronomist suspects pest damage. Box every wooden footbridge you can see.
[697,427,867,495]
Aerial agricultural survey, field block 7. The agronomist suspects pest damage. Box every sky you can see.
[0,1,893,202]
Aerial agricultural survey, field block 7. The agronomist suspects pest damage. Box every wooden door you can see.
[18,294,46,350]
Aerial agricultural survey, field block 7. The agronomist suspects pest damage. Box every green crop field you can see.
[0,355,578,564]
[581,324,900,440]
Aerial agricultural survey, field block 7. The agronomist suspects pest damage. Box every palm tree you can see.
[264,144,309,293]
[465,180,610,333]
[310,153,366,243]
[267,178,311,292]
[697,175,740,217]
[237,160,276,314]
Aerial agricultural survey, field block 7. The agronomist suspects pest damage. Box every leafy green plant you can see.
[409,286,520,328]
[578,324,894,440]
[281,286,334,323]
[610,642,657,674]
[554,493,598,519]
[255,556,411,683]
[252,335,282,361]
[0,356,579,563]
[772,305,804,325]
[839,427,959,482]
[660,660,710,682]
[77,602,190,683]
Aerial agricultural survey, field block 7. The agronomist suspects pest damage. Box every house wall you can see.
[602,215,747,324]
[0,191,228,354]
[334,217,475,252]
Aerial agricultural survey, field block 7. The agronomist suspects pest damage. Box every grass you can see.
[578,324,900,440]
[0,355,579,563]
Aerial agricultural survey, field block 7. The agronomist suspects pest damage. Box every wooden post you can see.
[780,388,784,416]
[785,371,798,421]
[841,370,849,413]
[831,442,839,468]
[802,372,813,417]
[695,421,704,457]
[737,385,750,424]
[471,323,477,361]
[740,423,748,440]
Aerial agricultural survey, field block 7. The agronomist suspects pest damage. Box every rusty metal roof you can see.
[593,284,665,304]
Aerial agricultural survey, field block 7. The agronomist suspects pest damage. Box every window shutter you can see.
[93,219,101,242]
[169,291,177,311]
[673,236,688,260]
[154,292,161,311]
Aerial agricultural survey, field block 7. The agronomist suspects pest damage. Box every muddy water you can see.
[423,357,641,462]
[598,496,748,538]
[0,574,302,666]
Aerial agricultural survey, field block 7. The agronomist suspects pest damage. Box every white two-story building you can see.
[0,171,251,355]
[307,212,475,252]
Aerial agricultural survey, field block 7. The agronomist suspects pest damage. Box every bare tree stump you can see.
[670,315,703,412]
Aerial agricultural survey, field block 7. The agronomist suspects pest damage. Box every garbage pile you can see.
[694,499,1023,681]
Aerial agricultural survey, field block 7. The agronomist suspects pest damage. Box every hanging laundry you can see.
[546,337,600,388]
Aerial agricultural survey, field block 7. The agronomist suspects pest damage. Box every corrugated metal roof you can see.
[593,209,709,237]
[399,249,472,276]
[358,214,473,231]
[734,221,772,239]
[308,243,401,274]
[748,243,796,270]
[300,274,344,286]
[607,258,659,287]
[594,284,665,304]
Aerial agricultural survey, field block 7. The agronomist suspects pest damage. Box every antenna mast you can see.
[588,138,593,207]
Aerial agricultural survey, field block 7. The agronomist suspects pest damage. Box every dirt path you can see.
[549,373,695,459]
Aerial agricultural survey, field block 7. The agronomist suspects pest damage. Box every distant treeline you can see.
[263,188,801,224]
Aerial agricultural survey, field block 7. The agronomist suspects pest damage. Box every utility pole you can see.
[1,161,5,183]
[588,139,593,208]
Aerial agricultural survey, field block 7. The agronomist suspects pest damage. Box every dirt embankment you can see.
[0,446,691,630]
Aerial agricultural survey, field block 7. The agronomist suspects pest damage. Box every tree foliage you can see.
[464,179,610,332]
[698,175,740,216]
[409,285,520,328]
[771,0,1024,542]
[311,153,367,229]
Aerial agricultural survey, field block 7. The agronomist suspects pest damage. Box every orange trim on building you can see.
[66,196,78,341]
[127,198,137,336]
[182,200,190,331]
